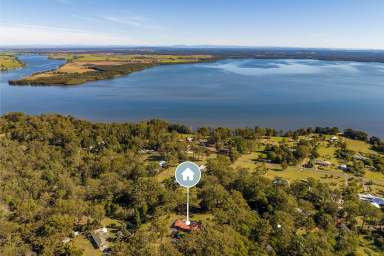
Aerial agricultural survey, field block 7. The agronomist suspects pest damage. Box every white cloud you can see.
[0,24,145,46]
[101,15,145,27]
[70,14,163,30]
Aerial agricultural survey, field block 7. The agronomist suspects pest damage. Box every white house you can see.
[181,168,194,181]
[330,136,339,142]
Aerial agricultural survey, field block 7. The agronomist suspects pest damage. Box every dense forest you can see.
[0,113,383,255]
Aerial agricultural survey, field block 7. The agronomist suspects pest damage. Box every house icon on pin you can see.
[181,168,194,181]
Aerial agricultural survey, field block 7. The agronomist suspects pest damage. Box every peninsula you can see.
[9,53,214,85]
[0,54,24,71]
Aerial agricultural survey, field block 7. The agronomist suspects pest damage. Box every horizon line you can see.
[1,45,384,52]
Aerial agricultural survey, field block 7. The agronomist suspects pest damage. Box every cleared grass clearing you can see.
[231,152,260,170]
[100,217,123,227]
[364,170,384,181]
[57,62,94,73]
[233,153,335,183]
[268,167,346,187]
[363,170,384,194]
[231,150,351,188]
[317,142,337,159]
[72,235,102,256]
[156,167,175,182]
[344,138,377,155]
[266,166,319,179]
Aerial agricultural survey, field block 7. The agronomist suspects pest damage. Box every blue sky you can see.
[1,0,383,49]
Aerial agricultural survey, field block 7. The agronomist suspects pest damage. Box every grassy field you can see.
[72,235,102,256]
[48,53,214,63]
[0,54,24,71]
[100,217,123,227]
[230,136,384,193]
[152,134,384,194]
[317,141,338,163]
[9,53,215,86]
[231,152,261,169]
[231,152,347,187]
[344,138,377,155]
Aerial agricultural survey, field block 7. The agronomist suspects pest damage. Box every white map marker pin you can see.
[175,161,201,225]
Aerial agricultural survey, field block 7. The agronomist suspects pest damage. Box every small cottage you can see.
[173,220,201,232]
[91,227,109,251]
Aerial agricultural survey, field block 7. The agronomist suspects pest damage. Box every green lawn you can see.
[264,166,345,187]
[231,152,260,169]
[317,141,339,164]
[156,167,175,182]
[100,217,123,228]
[344,138,377,155]
[72,235,102,256]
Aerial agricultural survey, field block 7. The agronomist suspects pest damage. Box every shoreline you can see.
[8,53,217,86]
[5,48,384,85]
[1,111,383,140]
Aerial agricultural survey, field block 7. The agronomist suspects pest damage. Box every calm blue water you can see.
[1,55,384,136]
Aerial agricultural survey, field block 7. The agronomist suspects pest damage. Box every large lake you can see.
[1,55,384,137]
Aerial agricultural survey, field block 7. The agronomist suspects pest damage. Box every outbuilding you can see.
[91,227,109,251]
